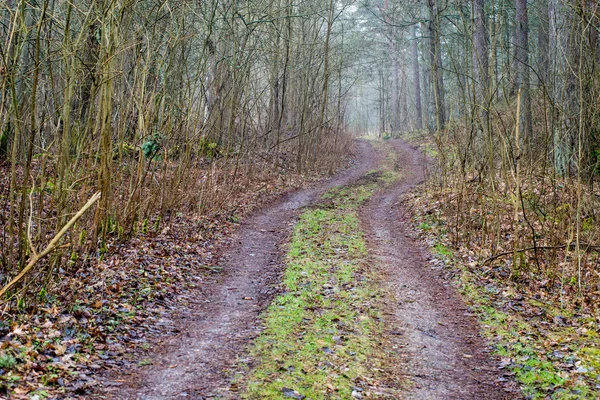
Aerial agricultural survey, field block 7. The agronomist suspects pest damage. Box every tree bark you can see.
[379,68,386,136]
[549,0,577,175]
[427,0,446,131]
[400,50,409,130]
[390,38,400,134]
[515,0,532,143]
[316,0,335,149]
[537,0,550,85]
[473,0,489,113]
[411,25,423,130]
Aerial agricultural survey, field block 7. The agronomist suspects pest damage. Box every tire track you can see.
[361,139,519,400]
[105,141,379,399]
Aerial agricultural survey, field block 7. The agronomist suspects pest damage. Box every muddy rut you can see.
[362,139,516,400]
[107,141,379,399]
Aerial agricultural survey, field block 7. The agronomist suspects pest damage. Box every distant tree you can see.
[515,0,533,142]
[427,0,446,131]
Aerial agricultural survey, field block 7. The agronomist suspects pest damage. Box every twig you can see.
[0,192,101,300]
[483,243,600,264]
[27,178,38,258]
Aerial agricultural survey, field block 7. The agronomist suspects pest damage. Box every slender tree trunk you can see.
[515,0,532,143]
[390,40,400,135]
[56,3,73,229]
[427,0,446,131]
[316,0,334,152]
[537,0,550,85]
[549,0,578,175]
[383,0,400,135]
[17,2,47,265]
[411,25,423,130]
[400,50,409,130]
[421,19,434,133]
[275,0,293,170]
[379,68,386,136]
[473,0,489,119]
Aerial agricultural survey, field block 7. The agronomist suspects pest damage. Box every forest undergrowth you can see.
[403,114,600,399]
[0,138,352,399]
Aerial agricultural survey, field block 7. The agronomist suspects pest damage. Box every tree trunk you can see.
[427,0,446,131]
[549,0,577,175]
[389,36,400,134]
[411,25,423,131]
[400,50,409,130]
[379,68,386,136]
[316,0,334,151]
[515,0,532,143]
[473,0,489,116]
[537,0,550,85]
[421,17,434,132]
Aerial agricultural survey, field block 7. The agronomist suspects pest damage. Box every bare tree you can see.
[411,24,423,131]
[427,0,446,131]
[515,0,533,142]
[473,0,489,124]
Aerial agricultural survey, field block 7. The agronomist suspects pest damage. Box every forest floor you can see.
[89,139,518,399]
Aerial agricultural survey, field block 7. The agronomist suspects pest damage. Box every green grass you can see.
[241,140,400,399]
[433,243,453,259]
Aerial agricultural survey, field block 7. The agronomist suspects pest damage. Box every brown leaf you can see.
[14,387,30,395]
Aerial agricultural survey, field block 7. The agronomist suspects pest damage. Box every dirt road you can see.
[106,141,379,399]
[102,139,515,399]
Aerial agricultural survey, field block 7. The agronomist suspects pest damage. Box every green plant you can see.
[141,134,162,160]
[418,222,432,231]
[433,243,453,259]
[0,353,17,369]
[0,129,8,158]
[198,137,220,158]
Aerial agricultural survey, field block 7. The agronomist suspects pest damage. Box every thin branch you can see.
[483,243,600,265]
[0,192,101,300]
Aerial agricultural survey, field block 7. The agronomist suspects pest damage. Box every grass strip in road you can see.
[241,141,400,399]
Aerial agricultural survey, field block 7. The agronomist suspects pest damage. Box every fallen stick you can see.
[0,192,101,300]
[483,242,600,265]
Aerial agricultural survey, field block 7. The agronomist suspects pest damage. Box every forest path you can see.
[103,139,515,400]
[107,141,380,399]
[361,139,514,399]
